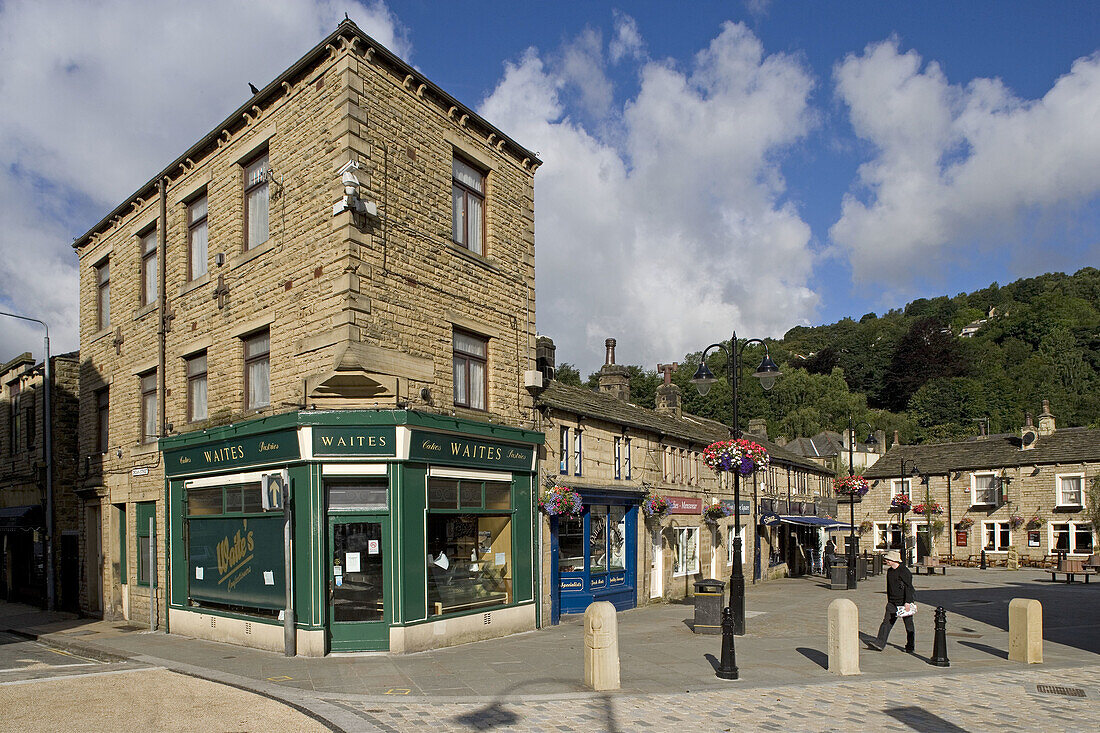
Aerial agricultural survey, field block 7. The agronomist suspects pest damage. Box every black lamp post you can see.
[845,415,876,589]
[692,332,781,680]
[899,458,922,566]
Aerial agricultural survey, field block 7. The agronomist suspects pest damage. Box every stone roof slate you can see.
[537,380,829,475]
[863,427,1100,478]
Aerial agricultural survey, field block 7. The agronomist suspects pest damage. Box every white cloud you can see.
[0,0,406,359]
[609,10,644,64]
[831,39,1100,288]
[480,21,817,376]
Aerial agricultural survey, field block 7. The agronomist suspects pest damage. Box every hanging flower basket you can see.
[1025,515,1043,531]
[890,494,912,511]
[911,502,944,515]
[931,519,946,537]
[834,475,870,498]
[956,517,974,531]
[642,493,671,520]
[702,501,733,522]
[703,439,769,475]
[538,485,582,519]
[1009,514,1025,530]
[858,520,873,535]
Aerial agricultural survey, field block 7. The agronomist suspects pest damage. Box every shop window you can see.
[451,155,485,254]
[559,426,569,475]
[327,480,388,511]
[136,501,155,586]
[1056,474,1084,507]
[590,506,608,573]
[673,527,699,576]
[1051,522,1094,555]
[426,478,513,617]
[558,514,584,572]
[452,329,487,411]
[982,521,1011,551]
[971,473,998,506]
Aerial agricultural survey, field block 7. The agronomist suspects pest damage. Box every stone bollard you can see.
[584,601,620,690]
[827,598,860,675]
[1008,598,1043,664]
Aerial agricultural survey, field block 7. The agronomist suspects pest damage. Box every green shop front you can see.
[160,410,541,655]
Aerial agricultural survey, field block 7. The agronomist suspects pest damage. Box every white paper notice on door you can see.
[495,552,506,566]
[195,566,203,580]
[263,570,275,585]
[368,539,380,555]
[346,552,361,572]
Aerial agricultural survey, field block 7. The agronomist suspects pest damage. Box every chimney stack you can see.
[1038,399,1056,436]
[747,418,768,440]
[654,363,681,419]
[598,338,631,402]
[536,336,556,383]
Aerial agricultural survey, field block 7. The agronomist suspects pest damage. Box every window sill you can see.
[447,240,502,273]
[231,238,274,270]
[178,273,211,297]
[132,303,157,321]
[90,328,113,345]
[1053,505,1083,513]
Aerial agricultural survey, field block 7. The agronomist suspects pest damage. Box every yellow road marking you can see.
[384,688,411,695]
[266,675,293,681]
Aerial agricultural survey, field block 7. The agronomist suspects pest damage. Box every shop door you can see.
[327,516,389,651]
[914,523,932,563]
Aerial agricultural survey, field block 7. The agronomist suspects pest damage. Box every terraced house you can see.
[73,20,542,655]
[861,401,1098,567]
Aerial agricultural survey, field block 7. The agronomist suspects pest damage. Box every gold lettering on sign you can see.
[216,527,255,585]
[321,436,333,447]
[421,439,441,452]
[258,441,278,452]
[179,456,191,465]
[202,444,246,464]
[506,449,526,461]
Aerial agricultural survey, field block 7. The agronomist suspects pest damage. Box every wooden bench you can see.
[918,557,947,575]
[1050,558,1097,583]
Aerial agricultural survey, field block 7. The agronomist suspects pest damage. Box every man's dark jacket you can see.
[885,564,915,605]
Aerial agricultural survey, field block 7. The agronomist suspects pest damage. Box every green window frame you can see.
[136,501,155,587]
[116,503,127,584]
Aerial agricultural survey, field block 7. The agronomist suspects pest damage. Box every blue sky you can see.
[1,1,1098,377]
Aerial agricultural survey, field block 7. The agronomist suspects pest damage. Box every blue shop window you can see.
[559,504,628,589]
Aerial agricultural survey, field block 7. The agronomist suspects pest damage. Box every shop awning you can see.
[0,505,43,532]
[779,515,852,531]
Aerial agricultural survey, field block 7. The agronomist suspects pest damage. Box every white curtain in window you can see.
[248,358,270,408]
[452,187,464,244]
[246,156,269,249]
[143,253,157,304]
[189,197,208,278]
[452,355,466,404]
[466,194,482,254]
[468,359,485,409]
[189,375,207,421]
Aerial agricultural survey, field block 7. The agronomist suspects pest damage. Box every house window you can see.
[1051,522,1094,555]
[614,437,622,480]
[244,150,269,250]
[892,479,911,498]
[140,371,157,443]
[426,478,513,617]
[971,473,998,506]
[559,426,569,475]
[95,388,109,453]
[573,429,583,477]
[452,329,487,410]
[187,193,208,280]
[186,352,208,422]
[140,228,157,307]
[243,330,270,410]
[624,438,631,481]
[8,380,20,454]
[25,393,35,450]
[136,501,155,586]
[95,259,110,331]
[982,521,1011,551]
[672,527,699,576]
[874,521,903,551]
[1056,474,1084,507]
[451,156,484,255]
[727,526,745,565]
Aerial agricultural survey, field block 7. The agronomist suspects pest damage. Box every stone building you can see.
[73,20,541,654]
[532,337,836,624]
[0,351,80,609]
[779,429,885,475]
[861,401,1098,565]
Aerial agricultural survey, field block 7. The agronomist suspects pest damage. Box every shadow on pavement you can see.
[883,705,967,732]
[703,653,720,673]
[795,647,828,670]
[957,640,1009,660]
[450,680,622,732]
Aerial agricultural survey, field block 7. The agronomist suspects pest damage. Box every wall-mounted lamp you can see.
[214,252,225,267]
[332,160,379,218]
[1030,467,1042,476]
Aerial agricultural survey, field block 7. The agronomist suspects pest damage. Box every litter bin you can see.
[873,553,883,576]
[830,564,848,590]
[858,556,868,580]
[692,579,726,634]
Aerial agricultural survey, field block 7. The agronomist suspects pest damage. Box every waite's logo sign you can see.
[216,523,255,592]
[262,470,287,511]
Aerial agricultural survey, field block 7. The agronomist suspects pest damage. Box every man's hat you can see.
[883,550,902,564]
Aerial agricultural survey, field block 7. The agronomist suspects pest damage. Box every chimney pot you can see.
[605,338,617,366]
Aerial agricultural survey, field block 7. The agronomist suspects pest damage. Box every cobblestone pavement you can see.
[322,663,1100,732]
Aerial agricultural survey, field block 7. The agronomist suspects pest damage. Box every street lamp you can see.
[692,332,781,681]
[898,458,922,566]
[0,311,53,611]
[845,415,876,589]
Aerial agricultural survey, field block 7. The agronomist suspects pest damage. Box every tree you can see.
[555,363,583,387]
[880,318,966,411]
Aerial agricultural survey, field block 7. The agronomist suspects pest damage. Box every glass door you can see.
[328,516,389,651]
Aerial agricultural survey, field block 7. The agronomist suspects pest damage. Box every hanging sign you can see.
[667,496,703,515]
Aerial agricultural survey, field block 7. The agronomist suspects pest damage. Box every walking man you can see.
[869,549,916,652]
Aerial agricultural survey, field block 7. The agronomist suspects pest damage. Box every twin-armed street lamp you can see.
[692,332,781,681]
[845,415,876,589]
[898,458,923,566]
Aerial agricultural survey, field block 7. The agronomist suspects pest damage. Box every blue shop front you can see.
[549,487,641,623]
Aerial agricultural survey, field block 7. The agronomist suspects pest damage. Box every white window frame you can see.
[1055,473,1084,508]
[726,525,745,565]
[573,428,583,477]
[673,527,699,577]
[559,426,569,475]
[970,472,999,506]
[982,521,1011,552]
[624,438,631,481]
[614,437,622,480]
[892,478,911,498]
[874,521,902,551]
[1049,521,1095,556]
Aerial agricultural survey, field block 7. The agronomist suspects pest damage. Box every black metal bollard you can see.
[715,606,739,680]
[980,549,987,570]
[931,606,950,667]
